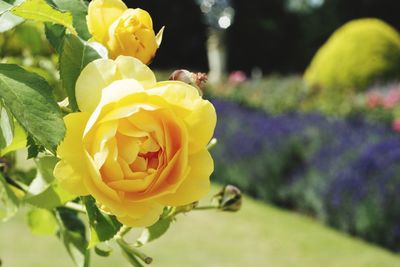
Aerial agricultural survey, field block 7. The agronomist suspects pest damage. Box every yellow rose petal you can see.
[115,56,156,88]
[76,57,155,113]
[148,81,217,153]
[84,79,144,135]
[76,59,119,113]
[107,8,158,63]
[184,100,217,154]
[157,149,213,206]
[131,8,153,29]
[87,0,127,43]
[117,201,163,227]
[54,160,89,196]
[116,134,140,164]
[54,112,91,196]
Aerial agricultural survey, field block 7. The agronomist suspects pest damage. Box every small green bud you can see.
[214,185,242,212]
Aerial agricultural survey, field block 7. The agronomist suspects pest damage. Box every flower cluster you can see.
[211,98,400,250]
[365,83,400,132]
[366,85,400,109]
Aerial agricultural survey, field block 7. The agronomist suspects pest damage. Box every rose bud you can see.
[170,70,208,94]
[214,185,242,212]
[87,0,164,64]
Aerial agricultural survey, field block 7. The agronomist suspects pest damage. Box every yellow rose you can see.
[87,0,163,64]
[54,56,216,227]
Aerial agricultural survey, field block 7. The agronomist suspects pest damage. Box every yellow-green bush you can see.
[304,18,400,92]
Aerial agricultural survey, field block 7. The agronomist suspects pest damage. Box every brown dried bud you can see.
[169,69,208,94]
[214,185,242,212]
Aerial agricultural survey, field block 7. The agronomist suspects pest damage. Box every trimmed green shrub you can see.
[304,18,400,92]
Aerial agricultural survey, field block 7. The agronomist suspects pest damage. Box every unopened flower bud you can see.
[214,185,242,212]
[169,70,208,93]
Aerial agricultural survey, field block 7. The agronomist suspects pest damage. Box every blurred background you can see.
[2,0,400,266]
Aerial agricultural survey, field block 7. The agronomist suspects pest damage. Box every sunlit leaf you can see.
[136,217,171,246]
[0,103,14,150]
[0,0,24,33]
[25,156,74,209]
[11,0,76,34]
[0,121,27,156]
[51,0,90,40]
[27,207,58,235]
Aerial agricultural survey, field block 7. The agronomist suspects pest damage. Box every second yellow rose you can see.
[87,0,163,64]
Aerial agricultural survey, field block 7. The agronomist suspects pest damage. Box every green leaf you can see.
[136,217,171,246]
[56,208,90,267]
[0,172,19,221]
[44,23,66,53]
[51,0,90,40]
[0,120,27,156]
[25,156,74,209]
[27,207,58,235]
[36,156,58,182]
[11,0,76,34]
[0,0,24,33]
[59,34,101,111]
[0,103,14,149]
[13,21,48,55]
[0,64,65,152]
[26,135,44,159]
[94,245,112,257]
[82,196,122,248]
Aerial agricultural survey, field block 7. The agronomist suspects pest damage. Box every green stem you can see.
[3,174,28,193]
[193,205,219,211]
[118,225,132,238]
[60,106,73,114]
[116,238,153,265]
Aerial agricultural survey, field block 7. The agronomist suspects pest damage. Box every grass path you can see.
[0,188,399,267]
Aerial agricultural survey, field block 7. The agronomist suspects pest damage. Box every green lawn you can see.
[1,188,399,267]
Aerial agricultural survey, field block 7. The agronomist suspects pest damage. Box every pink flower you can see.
[383,89,400,109]
[392,119,400,132]
[366,91,383,108]
[229,71,247,85]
